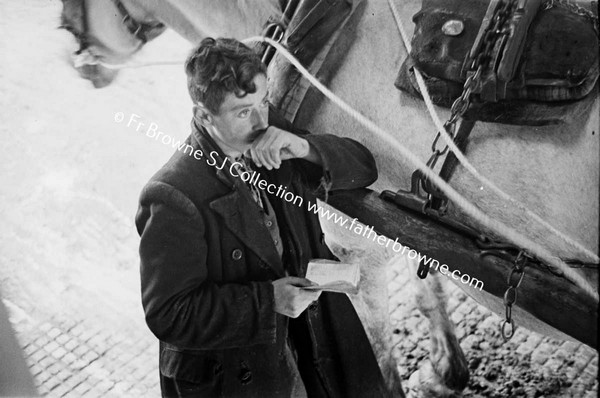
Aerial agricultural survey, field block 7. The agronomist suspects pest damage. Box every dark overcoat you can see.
[136,110,390,398]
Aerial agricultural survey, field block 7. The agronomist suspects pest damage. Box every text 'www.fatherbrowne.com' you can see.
[118,111,483,291]
[306,201,484,291]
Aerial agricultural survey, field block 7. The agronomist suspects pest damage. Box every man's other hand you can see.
[272,277,322,318]
[247,126,322,170]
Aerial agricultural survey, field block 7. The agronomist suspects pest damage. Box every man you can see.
[136,37,390,398]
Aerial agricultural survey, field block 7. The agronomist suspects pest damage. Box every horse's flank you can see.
[67,0,599,343]
[293,0,599,262]
[124,0,281,43]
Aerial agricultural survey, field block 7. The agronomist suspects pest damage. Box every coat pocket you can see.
[160,347,224,394]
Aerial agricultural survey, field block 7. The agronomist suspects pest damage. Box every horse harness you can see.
[108,0,166,44]
[63,0,166,63]
[260,0,355,64]
[383,0,599,339]
[262,0,599,340]
[63,0,598,340]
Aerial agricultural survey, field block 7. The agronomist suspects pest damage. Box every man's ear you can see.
[193,103,213,126]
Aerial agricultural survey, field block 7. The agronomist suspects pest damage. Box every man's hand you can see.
[272,277,322,318]
[247,126,322,170]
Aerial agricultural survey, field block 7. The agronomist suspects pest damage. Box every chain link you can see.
[543,0,599,35]
[426,0,597,176]
[478,236,598,339]
[500,250,529,340]
[423,0,516,199]
[429,1,516,165]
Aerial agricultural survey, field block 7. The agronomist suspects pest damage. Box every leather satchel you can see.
[396,0,599,125]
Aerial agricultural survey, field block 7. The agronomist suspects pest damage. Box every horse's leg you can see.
[406,263,469,398]
[327,242,406,397]
[316,202,404,396]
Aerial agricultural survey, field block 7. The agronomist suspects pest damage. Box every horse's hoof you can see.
[76,64,119,88]
[429,332,470,391]
[407,362,461,398]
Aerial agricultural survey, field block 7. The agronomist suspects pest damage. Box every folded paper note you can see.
[303,259,360,294]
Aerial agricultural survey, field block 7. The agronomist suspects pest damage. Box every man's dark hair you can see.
[185,37,267,114]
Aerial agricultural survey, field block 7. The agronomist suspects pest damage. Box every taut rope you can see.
[85,22,598,295]
[72,48,185,70]
[79,3,598,264]
[386,0,599,264]
[243,35,598,299]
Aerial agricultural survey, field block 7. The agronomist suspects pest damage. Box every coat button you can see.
[212,361,223,376]
[238,361,252,385]
[308,301,318,311]
[239,370,252,385]
[266,220,273,227]
[231,249,243,260]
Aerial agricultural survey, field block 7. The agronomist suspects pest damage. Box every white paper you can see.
[303,259,360,294]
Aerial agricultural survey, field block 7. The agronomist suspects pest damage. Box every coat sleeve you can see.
[269,107,378,192]
[136,182,277,350]
[303,134,378,191]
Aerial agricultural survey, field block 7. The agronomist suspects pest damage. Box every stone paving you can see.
[387,265,599,398]
[8,311,157,397]
[2,254,598,397]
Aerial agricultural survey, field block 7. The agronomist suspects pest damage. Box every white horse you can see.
[60,0,599,396]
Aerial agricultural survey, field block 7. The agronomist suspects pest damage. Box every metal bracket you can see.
[380,168,431,214]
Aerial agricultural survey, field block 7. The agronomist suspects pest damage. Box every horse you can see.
[59,0,599,396]
[59,0,280,87]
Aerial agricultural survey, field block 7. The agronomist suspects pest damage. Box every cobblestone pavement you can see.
[1,1,597,397]
[387,266,598,398]
[2,254,598,397]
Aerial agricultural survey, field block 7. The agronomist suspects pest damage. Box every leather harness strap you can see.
[263,0,351,67]
[267,0,358,121]
[75,0,91,50]
[421,0,540,211]
[286,0,341,47]
[261,0,302,66]
[426,119,476,211]
[110,0,165,44]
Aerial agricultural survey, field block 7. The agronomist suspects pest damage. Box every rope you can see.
[72,47,186,70]
[83,21,598,292]
[387,0,600,264]
[96,59,184,70]
[243,35,598,299]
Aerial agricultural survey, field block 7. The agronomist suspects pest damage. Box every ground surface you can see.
[0,1,597,397]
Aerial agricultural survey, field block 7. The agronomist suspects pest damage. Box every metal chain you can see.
[423,0,516,191]
[542,0,599,35]
[421,0,597,339]
[477,237,597,340]
[501,250,529,340]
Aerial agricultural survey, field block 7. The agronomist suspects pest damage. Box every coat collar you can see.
[191,120,287,276]
[190,119,236,189]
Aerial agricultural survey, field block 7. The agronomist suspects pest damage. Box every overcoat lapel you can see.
[209,183,284,275]
[192,123,285,275]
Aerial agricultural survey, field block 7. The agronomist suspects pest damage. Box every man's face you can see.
[205,73,269,156]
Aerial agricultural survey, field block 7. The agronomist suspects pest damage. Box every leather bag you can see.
[396,0,599,125]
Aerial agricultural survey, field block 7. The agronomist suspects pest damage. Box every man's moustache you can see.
[249,127,268,141]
